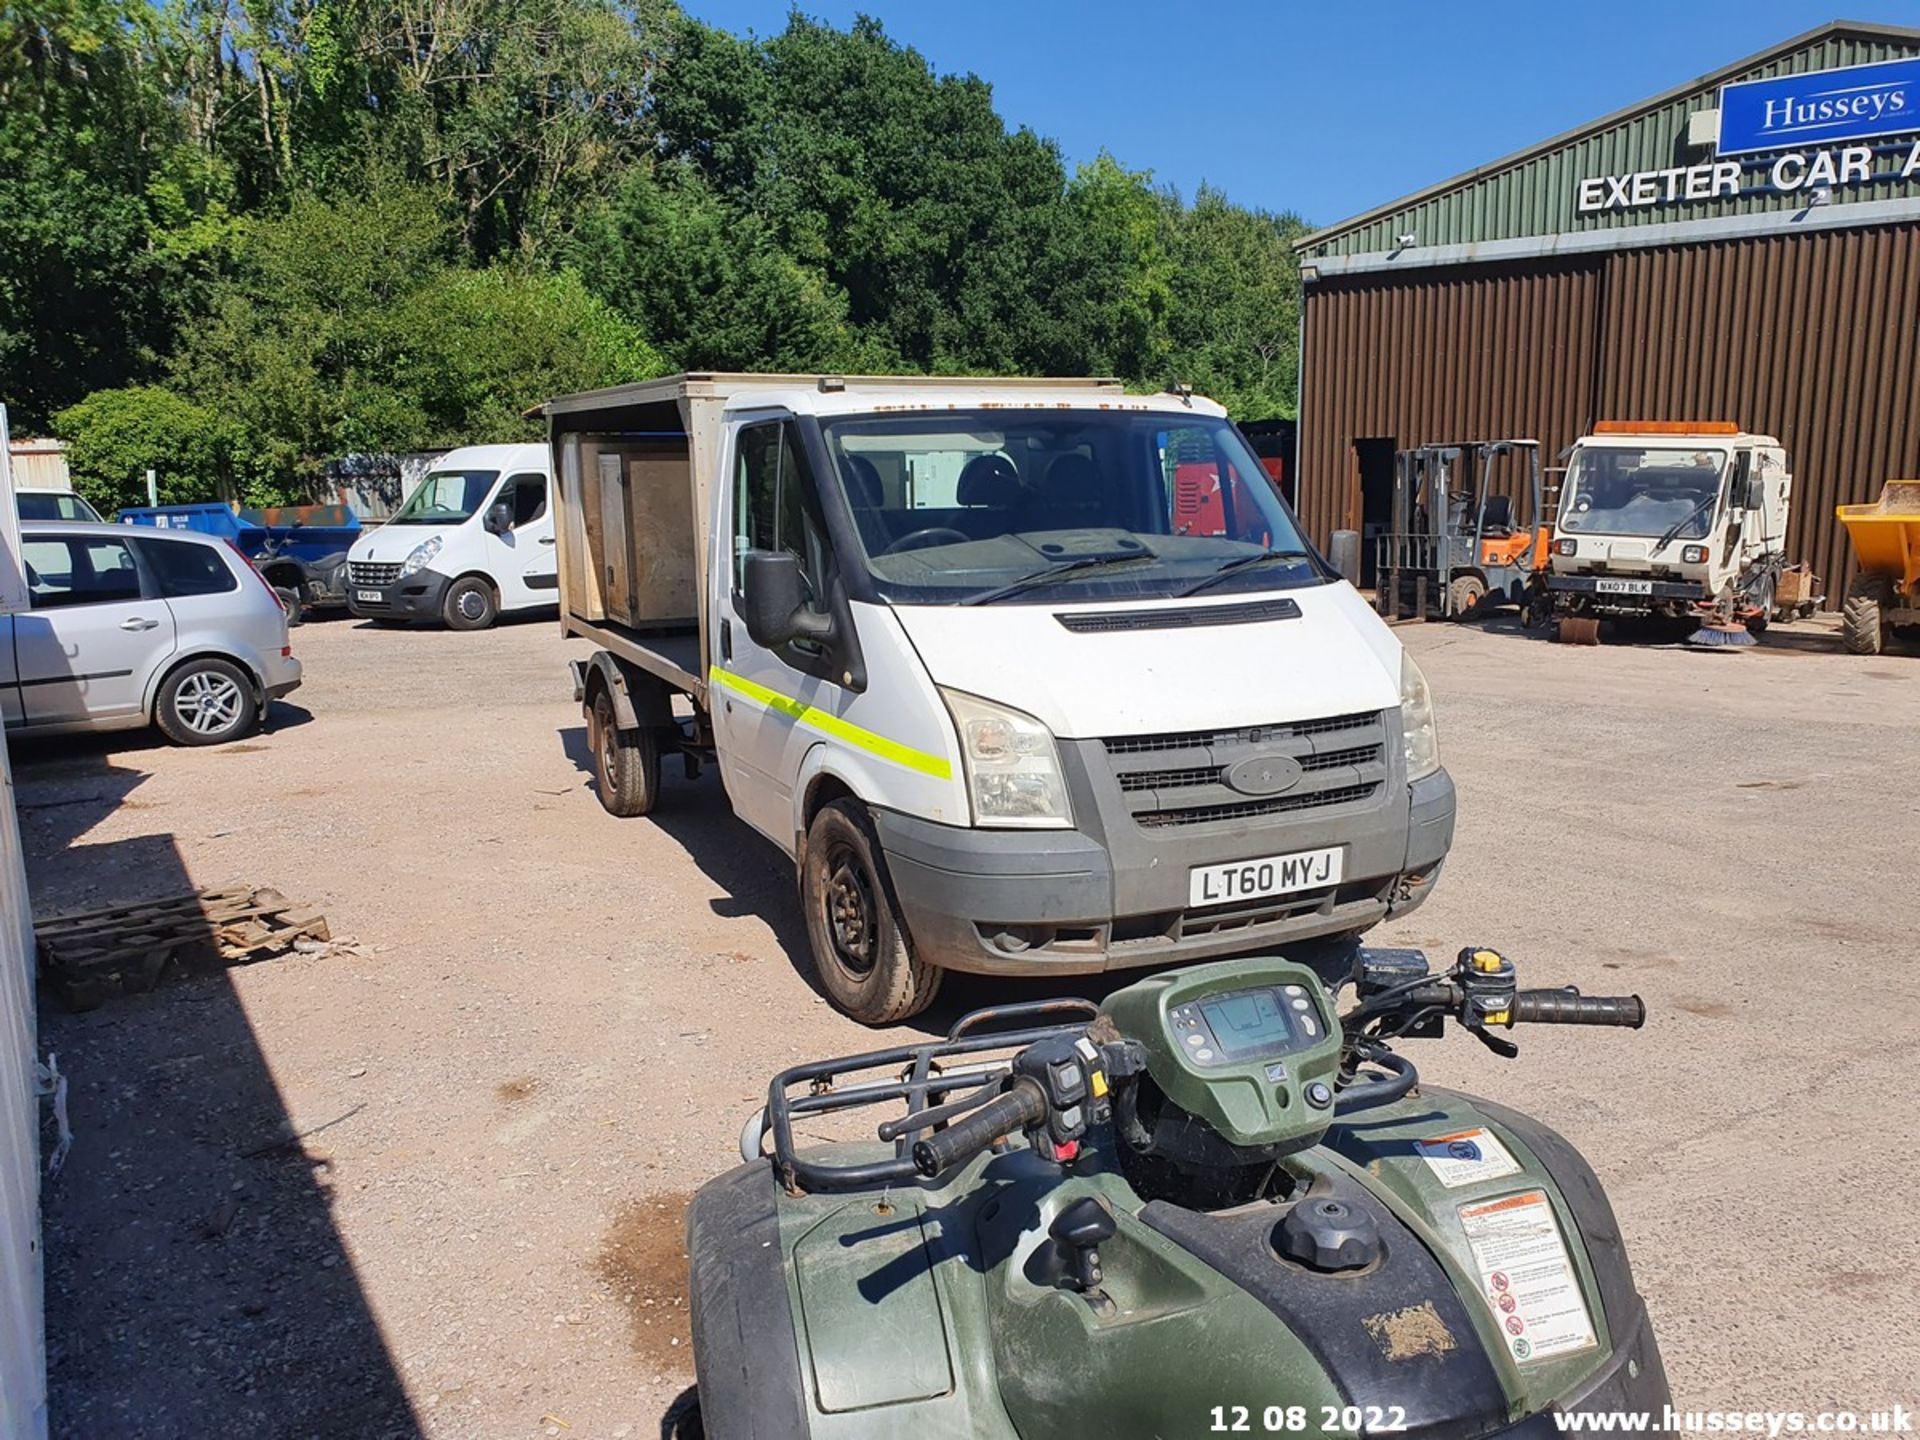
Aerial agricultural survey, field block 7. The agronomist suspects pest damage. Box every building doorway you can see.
[1353,437,1396,587]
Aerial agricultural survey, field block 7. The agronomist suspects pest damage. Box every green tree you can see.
[51,385,249,511]
[572,165,865,372]
[1164,186,1309,419]
[171,179,658,479]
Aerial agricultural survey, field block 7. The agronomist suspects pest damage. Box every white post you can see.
[0,406,27,613]
[145,468,157,508]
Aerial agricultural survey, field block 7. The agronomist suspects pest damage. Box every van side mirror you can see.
[484,502,513,535]
[741,550,833,650]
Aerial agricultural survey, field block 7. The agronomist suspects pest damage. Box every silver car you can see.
[4,521,302,746]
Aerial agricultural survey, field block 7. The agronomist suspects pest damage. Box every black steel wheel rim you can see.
[822,840,878,977]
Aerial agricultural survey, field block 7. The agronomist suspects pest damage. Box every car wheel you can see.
[442,576,498,631]
[155,658,258,747]
[802,799,941,1025]
[588,688,659,817]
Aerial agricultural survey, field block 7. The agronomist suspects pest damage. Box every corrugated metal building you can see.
[1294,20,1920,598]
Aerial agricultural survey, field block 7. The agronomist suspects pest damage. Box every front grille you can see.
[1100,711,1389,829]
[349,562,401,586]
[1055,598,1302,633]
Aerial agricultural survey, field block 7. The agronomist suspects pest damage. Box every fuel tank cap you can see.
[1274,1196,1381,1272]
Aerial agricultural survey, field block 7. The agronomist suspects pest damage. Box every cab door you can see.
[480,472,556,611]
[16,532,176,724]
[708,416,842,848]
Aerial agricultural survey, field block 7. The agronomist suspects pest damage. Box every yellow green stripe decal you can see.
[708,666,953,780]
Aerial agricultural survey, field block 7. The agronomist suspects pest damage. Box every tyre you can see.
[273,586,304,627]
[1842,575,1891,656]
[1447,574,1487,620]
[802,799,941,1025]
[442,576,498,630]
[155,657,259,747]
[1745,575,1774,638]
[588,688,659,817]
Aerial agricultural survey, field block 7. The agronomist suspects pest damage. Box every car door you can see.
[708,416,842,845]
[15,533,176,725]
[480,472,555,610]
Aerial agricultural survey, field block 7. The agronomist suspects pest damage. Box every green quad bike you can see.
[686,947,1668,1438]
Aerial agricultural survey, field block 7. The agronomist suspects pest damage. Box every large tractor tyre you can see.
[1841,576,1891,656]
[588,687,659,817]
[1447,574,1487,621]
[155,657,260,747]
[442,575,499,631]
[802,799,942,1026]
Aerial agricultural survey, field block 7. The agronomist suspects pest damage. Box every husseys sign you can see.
[1576,55,1920,215]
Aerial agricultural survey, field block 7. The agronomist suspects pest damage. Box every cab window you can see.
[21,537,143,609]
[499,473,548,527]
[733,421,827,604]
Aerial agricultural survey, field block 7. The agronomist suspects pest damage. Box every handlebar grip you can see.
[1509,989,1646,1028]
[911,1079,1048,1177]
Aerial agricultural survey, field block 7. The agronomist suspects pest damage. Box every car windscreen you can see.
[817,410,1322,604]
[388,470,499,525]
[1559,447,1726,539]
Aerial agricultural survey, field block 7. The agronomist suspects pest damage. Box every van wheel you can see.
[588,688,658,817]
[443,576,498,630]
[155,658,258,747]
[803,799,941,1025]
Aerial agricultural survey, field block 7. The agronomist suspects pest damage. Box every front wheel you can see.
[1447,573,1487,620]
[442,576,498,631]
[802,799,941,1025]
[155,658,259,747]
[1842,576,1890,656]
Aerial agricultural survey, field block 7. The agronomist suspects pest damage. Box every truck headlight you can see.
[1400,651,1441,782]
[401,536,442,576]
[940,688,1072,828]
[1681,544,1709,565]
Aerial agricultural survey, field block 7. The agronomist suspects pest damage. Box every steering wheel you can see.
[881,526,970,555]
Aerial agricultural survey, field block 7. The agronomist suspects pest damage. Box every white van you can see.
[543,374,1455,1025]
[344,442,556,629]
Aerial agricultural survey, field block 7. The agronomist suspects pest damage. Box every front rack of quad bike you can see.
[749,997,1099,1195]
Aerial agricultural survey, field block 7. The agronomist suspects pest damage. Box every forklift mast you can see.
[1376,440,1546,621]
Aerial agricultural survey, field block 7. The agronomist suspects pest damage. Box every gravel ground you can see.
[15,607,1920,1437]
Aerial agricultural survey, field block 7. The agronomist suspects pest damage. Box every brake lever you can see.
[1468,1025,1519,1059]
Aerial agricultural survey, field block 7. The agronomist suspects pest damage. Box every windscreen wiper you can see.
[1648,494,1718,556]
[962,548,1159,606]
[1173,549,1314,598]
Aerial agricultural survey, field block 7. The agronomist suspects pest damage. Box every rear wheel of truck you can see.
[1842,576,1890,656]
[442,576,498,631]
[588,688,659,817]
[803,799,941,1025]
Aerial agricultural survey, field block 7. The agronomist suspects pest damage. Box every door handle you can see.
[720,619,732,661]
[120,617,159,632]
[538,536,555,544]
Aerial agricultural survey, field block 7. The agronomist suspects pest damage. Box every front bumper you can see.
[345,567,451,620]
[1547,573,1706,612]
[875,769,1455,976]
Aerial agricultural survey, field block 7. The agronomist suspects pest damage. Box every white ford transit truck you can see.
[541,374,1454,1024]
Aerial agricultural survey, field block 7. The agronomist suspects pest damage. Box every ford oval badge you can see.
[1225,754,1303,796]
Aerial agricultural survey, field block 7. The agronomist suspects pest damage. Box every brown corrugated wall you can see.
[1299,224,1920,601]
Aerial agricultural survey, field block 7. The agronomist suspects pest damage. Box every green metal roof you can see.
[1300,20,1920,261]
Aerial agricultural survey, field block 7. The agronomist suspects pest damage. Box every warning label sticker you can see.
[1415,1127,1523,1188]
[1457,1191,1597,1364]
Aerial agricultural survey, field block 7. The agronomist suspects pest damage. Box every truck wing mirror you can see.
[741,550,833,650]
[1741,476,1765,510]
[484,502,513,535]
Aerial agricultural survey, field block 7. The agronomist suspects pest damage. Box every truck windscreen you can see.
[818,410,1323,604]
[1558,447,1727,540]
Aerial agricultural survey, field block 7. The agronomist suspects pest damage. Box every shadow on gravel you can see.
[556,724,1142,1038]
[18,744,417,1440]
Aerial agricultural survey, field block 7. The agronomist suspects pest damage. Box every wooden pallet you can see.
[35,885,330,1010]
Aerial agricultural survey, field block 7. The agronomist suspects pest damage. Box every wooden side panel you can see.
[624,447,698,627]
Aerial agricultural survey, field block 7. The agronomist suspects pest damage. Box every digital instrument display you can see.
[1196,988,1296,1059]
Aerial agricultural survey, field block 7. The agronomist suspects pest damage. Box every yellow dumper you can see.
[1837,480,1920,654]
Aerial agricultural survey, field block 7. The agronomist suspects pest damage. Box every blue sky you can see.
[682,1,1920,228]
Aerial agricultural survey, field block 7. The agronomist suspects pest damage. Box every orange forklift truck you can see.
[1374,439,1552,622]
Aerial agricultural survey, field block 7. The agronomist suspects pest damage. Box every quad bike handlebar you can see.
[911,1078,1049,1177]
